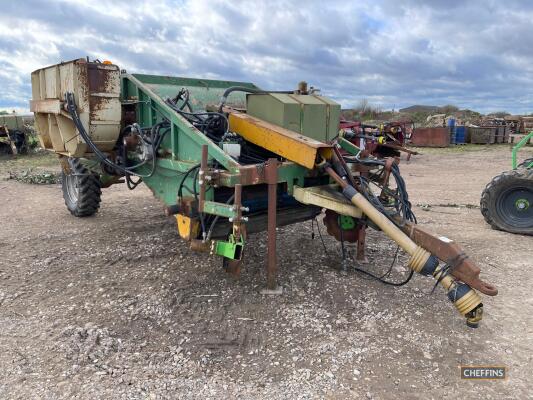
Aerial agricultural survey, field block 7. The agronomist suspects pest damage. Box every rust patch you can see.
[86,62,119,122]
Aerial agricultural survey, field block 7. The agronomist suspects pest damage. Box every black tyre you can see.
[62,158,101,217]
[0,142,12,155]
[480,168,533,235]
[517,158,533,169]
[12,131,27,154]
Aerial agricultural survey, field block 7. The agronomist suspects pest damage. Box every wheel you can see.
[61,158,102,217]
[480,168,533,235]
[518,158,533,169]
[0,142,13,155]
[11,130,27,154]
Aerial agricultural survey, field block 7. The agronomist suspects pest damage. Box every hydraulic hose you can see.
[65,92,165,178]
[323,163,483,327]
[218,86,293,112]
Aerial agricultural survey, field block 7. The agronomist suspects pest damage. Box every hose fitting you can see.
[434,266,483,327]
[408,245,483,327]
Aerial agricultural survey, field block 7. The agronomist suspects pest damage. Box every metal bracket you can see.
[339,215,356,230]
[211,234,244,260]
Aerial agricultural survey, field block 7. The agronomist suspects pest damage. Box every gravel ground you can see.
[0,146,532,399]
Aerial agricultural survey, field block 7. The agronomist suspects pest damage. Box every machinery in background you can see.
[29,58,497,328]
[481,132,533,235]
[340,119,417,160]
[0,114,32,155]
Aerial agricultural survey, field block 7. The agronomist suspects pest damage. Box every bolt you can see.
[242,217,249,222]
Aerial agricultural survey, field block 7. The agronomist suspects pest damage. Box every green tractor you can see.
[481,132,533,235]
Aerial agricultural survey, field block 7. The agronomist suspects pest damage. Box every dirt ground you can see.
[0,146,532,399]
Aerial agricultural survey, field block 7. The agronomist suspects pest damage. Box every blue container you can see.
[448,118,457,144]
[455,126,466,144]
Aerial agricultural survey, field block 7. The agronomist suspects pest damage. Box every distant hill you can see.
[399,105,439,113]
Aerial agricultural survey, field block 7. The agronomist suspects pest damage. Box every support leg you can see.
[356,223,367,262]
[263,158,282,294]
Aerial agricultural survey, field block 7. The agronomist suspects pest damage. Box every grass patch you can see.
[0,151,59,170]
[8,168,61,184]
[0,152,61,183]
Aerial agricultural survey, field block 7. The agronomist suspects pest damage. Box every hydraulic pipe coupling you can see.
[408,246,483,328]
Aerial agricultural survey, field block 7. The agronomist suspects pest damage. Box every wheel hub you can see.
[323,210,360,242]
[497,186,533,228]
[65,174,80,203]
[515,198,529,211]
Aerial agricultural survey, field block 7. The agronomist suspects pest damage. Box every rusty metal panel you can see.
[30,59,121,157]
[411,128,450,147]
[470,127,496,144]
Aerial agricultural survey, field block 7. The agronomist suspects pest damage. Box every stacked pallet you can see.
[470,127,497,144]
[411,119,532,147]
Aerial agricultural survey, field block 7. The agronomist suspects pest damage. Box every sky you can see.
[2,0,533,114]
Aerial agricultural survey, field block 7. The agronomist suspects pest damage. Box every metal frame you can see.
[512,131,533,169]
[119,73,323,288]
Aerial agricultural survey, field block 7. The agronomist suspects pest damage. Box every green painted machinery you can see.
[481,131,533,235]
[30,58,498,327]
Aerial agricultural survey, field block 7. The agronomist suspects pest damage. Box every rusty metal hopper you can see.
[30,58,121,157]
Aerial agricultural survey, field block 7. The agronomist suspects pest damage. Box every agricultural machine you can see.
[0,114,31,155]
[30,59,497,327]
[481,132,533,235]
[339,119,417,160]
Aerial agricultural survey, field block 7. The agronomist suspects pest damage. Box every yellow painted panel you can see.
[176,214,199,241]
[228,111,332,169]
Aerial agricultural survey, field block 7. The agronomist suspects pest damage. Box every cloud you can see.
[1,0,533,114]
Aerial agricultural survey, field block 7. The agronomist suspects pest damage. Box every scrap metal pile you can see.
[30,58,497,328]
[339,119,417,160]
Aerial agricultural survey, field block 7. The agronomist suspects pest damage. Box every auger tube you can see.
[323,164,483,327]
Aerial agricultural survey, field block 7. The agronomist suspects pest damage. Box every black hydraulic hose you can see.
[344,156,416,225]
[66,92,144,176]
[66,92,168,178]
[177,164,201,198]
[217,86,293,112]
[177,89,192,111]
[165,98,230,137]
[206,194,236,241]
